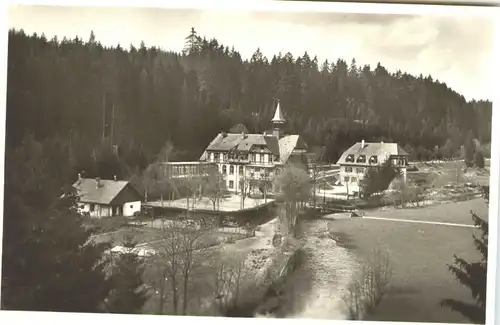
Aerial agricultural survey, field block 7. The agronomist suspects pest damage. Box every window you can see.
[214,153,220,161]
[239,166,244,175]
[264,154,269,163]
[255,167,261,173]
[269,155,273,163]
[369,156,378,164]
[256,153,261,163]
[130,204,133,209]
[345,154,355,163]
[356,167,365,174]
[229,165,234,175]
[222,165,227,175]
[90,204,95,212]
[210,152,215,162]
[356,155,366,163]
[350,177,357,183]
[344,176,349,182]
[345,167,353,173]
[229,180,234,189]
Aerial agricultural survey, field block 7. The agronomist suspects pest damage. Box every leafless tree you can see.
[343,247,393,320]
[150,217,213,315]
[306,147,325,209]
[273,164,312,237]
[210,250,248,315]
[203,169,226,212]
[239,177,250,209]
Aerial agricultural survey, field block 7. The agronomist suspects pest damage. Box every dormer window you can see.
[345,154,355,163]
[356,155,366,163]
[369,156,378,164]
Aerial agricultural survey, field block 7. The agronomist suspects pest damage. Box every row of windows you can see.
[210,152,275,164]
[345,167,365,174]
[344,176,358,183]
[345,154,378,164]
[221,165,244,175]
[219,165,274,179]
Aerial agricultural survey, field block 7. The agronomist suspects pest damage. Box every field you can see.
[326,198,489,323]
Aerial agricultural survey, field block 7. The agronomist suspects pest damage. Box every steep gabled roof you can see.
[278,135,300,163]
[336,142,409,165]
[72,178,141,205]
[203,132,281,156]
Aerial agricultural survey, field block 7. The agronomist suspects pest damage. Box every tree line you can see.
[6,27,492,188]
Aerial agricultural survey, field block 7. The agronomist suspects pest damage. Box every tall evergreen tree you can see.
[105,236,149,314]
[1,135,112,312]
[440,211,488,324]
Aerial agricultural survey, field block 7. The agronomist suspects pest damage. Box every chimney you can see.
[113,175,117,181]
[242,132,247,139]
[361,139,365,148]
[78,173,82,180]
[95,177,101,189]
[221,131,227,138]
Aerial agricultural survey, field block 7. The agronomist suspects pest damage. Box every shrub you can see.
[386,178,426,208]
[343,247,393,320]
[360,161,398,198]
[474,150,485,169]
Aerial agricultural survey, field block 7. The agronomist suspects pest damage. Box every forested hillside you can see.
[6,28,492,185]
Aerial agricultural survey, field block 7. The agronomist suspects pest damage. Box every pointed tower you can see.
[271,100,286,138]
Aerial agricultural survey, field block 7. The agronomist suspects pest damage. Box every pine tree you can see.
[360,160,398,198]
[105,235,149,314]
[474,150,485,169]
[441,211,487,324]
[464,131,475,167]
[1,135,112,312]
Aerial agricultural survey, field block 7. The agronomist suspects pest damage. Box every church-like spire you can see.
[271,100,285,125]
[271,100,285,138]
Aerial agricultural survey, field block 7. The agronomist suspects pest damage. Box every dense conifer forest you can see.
[6,28,492,185]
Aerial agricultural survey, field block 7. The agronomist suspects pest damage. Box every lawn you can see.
[327,198,489,323]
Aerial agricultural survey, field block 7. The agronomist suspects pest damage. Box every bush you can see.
[474,150,485,168]
[386,178,426,208]
[343,247,393,320]
[360,161,398,198]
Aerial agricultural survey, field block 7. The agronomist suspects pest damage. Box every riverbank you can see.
[325,198,488,323]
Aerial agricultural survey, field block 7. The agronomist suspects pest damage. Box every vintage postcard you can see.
[0,1,498,325]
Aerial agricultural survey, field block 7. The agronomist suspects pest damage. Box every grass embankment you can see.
[328,198,488,323]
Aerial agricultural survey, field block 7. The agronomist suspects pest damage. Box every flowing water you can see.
[263,219,360,320]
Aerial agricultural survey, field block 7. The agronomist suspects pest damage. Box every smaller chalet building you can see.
[337,140,410,186]
[72,175,143,218]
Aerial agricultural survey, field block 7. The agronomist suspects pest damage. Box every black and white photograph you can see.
[0,1,498,324]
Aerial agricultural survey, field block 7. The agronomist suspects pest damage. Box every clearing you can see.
[326,198,488,323]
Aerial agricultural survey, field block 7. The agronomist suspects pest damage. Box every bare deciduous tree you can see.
[150,217,213,315]
[273,164,312,237]
[210,250,248,315]
[343,247,393,320]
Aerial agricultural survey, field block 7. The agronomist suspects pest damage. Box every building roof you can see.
[278,135,301,163]
[202,133,281,155]
[336,141,409,165]
[72,178,139,205]
[199,132,307,165]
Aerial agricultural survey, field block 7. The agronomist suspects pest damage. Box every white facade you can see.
[123,201,141,217]
[78,201,142,218]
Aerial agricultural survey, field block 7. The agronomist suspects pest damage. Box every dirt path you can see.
[287,219,359,320]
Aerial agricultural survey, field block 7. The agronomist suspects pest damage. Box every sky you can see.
[7,4,496,101]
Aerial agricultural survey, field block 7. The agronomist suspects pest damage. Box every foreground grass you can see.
[328,198,488,323]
